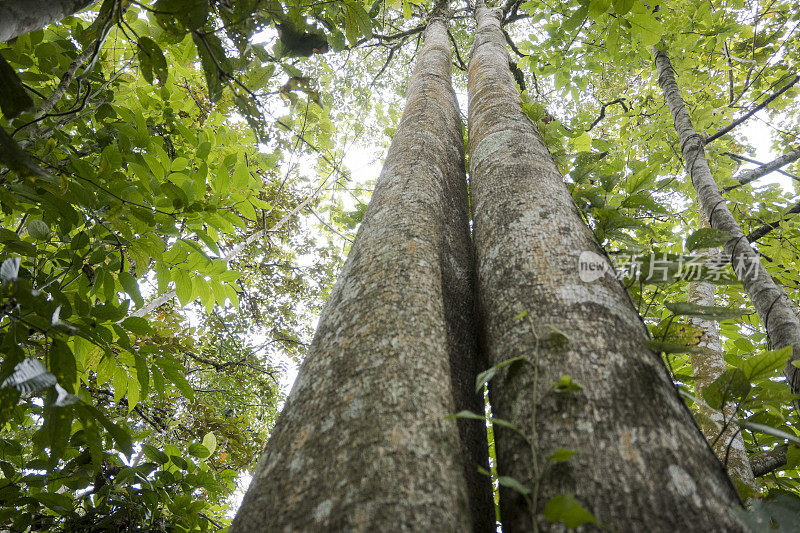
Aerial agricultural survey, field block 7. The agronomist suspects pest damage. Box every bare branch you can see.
[705,75,800,144]
[586,98,629,132]
[730,146,800,188]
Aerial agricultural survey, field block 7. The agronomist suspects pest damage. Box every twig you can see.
[448,28,468,71]
[586,98,629,132]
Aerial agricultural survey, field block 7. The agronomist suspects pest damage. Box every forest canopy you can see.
[0,0,799,530]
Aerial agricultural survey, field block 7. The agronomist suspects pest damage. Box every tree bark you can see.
[735,145,800,186]
[468,7,745,530]
[686,273,756,491]
[751,444,788,477]
[231,10,493,532]
[653,44,800,416]
[0,0,96,43]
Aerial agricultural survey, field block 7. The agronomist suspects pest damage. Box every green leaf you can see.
[0,54,34,119]
[643,339,714,355]
[0,387,20,425]
[193,33,226,102]
[188,442,211,459]
[127,373,140,412]
[344,0,373,38]
[787,445,800,468]
[741,346,792,381]
[552,374,583,393]
[49,340,76,394]
[702,368,751,410]
[563,5,589,32]
[587,0,611,20]
[665,302,748,321]
[612,0,633,15]
[118,272,144,308]
[543,494,597,528]
[573,131,592,152]
[232,163,250,189]
[154,0,209,32]
[498,476,531,495]
[131,355,148,394]
[475,356,525,393]
[685,228,734,252]
[26,219,50,240]
[34,492,73,515]
[41,397,73,465]
[202,432,217,456]
[549,448,577,462]
[155,357,195,400]
[113,367,128,404]
[142,443,169,464]
[628,12,664,46]
[121,316,151,335]
[491,418,520,431]
[174,269,193,306]
[138,37,169,85]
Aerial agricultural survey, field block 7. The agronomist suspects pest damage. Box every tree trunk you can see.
[686,272,756,491]
[0,0,96,43]
[653,44,800,415]
[467,6,745,530]
[231,10,493,532]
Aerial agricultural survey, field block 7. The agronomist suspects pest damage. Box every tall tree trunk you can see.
[467,6,745,530]
[653,44,800,415]
[0,0,96,43]
[231,8,493,532]
[686,268,757,491]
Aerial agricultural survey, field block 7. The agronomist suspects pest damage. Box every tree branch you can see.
[751,444,788,477]
[746,199,800,242]
[705,75,800,144]
[723,151,800,181]
[727,146,800,189]
[586,98,629,132]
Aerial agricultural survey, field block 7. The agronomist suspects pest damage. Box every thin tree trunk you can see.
[467,7,745,530]
[686,273,756,491]
[0,0,96,43]
[231,8,493,531]
[653,44,800,415]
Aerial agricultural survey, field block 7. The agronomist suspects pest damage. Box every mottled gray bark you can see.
[751,444,788,477]
[735,146,800,186]
[468,7,745,530]
[686,274,756,491]
[231,12,493,532]
[654,45,800,415]
[0,0,96,42]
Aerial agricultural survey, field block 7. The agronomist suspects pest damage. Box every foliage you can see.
[0,0,382,528]
[2,0,800,529]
